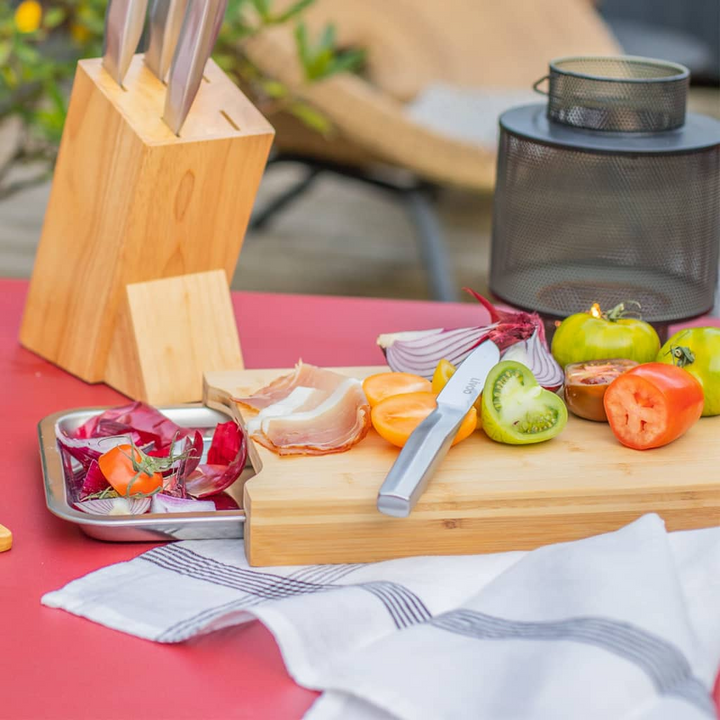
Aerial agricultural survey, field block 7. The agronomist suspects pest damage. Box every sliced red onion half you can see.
[377,322,539,380]
[75,497,151,516]
[378,327,495,379]
[501,330,564,391]
[376,291,559,385]
[150,494,216,514]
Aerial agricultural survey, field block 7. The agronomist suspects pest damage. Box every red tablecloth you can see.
[1,278,719,719]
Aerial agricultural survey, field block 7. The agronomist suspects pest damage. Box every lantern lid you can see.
[499,104,720,155]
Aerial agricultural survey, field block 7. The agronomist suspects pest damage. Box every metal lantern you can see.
[490,56,720,329]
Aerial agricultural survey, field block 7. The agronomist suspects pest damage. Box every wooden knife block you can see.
[20,55,274,402]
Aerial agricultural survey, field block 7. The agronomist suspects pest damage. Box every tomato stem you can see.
[116,435,199,497]
[604,301,642,322]
[667,344,695,368]
[84,486,119,500]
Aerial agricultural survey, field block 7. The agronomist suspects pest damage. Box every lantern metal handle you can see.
[532,75,550,96]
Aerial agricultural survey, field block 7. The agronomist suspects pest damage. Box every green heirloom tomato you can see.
[657,327,720,417]
[481,361,568,445]
[551,302,660,369]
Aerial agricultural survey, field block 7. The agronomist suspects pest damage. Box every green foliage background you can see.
[0,0,363,199]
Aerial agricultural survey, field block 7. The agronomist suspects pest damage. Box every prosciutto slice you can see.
[234,362,348,411]
[236,364,371,456]
[245,386,325,436]
[250,379,371,456]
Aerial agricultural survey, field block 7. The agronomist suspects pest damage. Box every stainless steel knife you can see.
[377,340,500,518]
[163,0,228,135]
[103,0,150,87]
[145,0,189,83]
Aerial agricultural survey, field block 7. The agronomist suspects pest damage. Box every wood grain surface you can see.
[20,55,274,383]
[105,270,244,404]
[205,366,720,566]
[0,523,11,552]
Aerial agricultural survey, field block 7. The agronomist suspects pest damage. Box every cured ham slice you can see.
[234,362,348,411]
[245,386,325,435]
[235,363,371,456]
[245,379,371,456]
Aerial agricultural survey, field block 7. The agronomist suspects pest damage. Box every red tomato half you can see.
[98,444,163,496]
[603,363,704,450]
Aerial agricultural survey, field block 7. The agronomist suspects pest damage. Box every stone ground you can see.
[1,89,717,303]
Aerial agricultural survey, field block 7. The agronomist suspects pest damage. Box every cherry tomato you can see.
[98,444,163,497]
[551,302,660,369]
[564,359,638,422]
[603,363,704,450]
[371,392,476,448]
[362,372,432,407]
[656,327,720,417]
[432,358,483,413]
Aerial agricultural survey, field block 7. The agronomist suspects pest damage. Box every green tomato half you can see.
[481,361,568,445]
[551,304,660,369]
[656,327,720,417]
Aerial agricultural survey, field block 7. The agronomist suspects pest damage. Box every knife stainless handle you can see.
[103,0,149,87]
[377,406,467,518]
[376,339,500,518]
[146,0,189,83]
[163,0,228,135]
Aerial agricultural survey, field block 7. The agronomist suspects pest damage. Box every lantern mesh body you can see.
[490,56,720,323]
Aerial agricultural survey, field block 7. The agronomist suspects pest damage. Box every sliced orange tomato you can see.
[98,444,163,497]
[362,372,432,407]
[432,358,483,414]
[371,391,477,448]
[431,359,456,394]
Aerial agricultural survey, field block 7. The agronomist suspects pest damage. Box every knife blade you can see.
[145,0,189,83]
[376,341,500,518]
[163,0,228,135]
[103,0,150,87]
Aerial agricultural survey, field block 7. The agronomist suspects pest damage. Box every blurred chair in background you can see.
[599,0,719,84]
[242,0,619,301]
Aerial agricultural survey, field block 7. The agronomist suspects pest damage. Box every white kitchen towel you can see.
[42,515,720,720]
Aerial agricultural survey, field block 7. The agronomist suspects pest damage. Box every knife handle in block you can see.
[377,407,466,518]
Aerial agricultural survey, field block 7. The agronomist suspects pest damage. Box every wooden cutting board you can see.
[204,367,720,567]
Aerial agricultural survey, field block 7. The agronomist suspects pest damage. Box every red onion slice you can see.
[150,494,216,514]
[186,421,247,498]
[80,460,111,499]
[75,497,151,516]
[56,429,142,468]
[501,331,564,391]
[379,327,492,378]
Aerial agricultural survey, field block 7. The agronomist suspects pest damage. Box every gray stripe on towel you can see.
[143,545,429,637]
[431,609,715,717]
